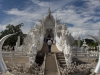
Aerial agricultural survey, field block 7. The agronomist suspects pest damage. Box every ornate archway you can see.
[45,28,54,39]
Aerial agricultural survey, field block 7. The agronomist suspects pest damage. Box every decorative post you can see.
[78,37,80,48]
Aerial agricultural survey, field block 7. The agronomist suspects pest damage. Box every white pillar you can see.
[78,37,80,48]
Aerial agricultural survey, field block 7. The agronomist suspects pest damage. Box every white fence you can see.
[2,51,99,58]
[2,51,28,57]
[73,51,99,58]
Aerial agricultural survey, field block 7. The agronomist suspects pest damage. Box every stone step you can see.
[59,60,66,64]
[60,64,66,67]
[45,72,58,75]
[56,53,64,55]
[56,53,66,68]
[56,54,64,57]
[57,56,65,59]
[58,59,65,61]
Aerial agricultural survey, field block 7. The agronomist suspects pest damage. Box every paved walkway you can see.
[45,53,58,75]
[39,43,60,75]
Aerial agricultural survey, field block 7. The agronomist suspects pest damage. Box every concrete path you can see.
[39,43,61,75]
[45,53,58,75]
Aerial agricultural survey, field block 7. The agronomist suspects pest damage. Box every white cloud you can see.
[0,0,100,39]
[51,0,100,39]
[86,0,100,10]
[0,25,6,31]
[31,0,51,7]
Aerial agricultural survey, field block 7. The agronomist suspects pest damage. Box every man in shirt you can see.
[47,39,52,52]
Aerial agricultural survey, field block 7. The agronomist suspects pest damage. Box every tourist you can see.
[51,37,53,43]
[47,39,52,52]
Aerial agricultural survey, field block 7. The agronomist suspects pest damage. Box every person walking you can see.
[51,37,53,43]
[47,39,52,52]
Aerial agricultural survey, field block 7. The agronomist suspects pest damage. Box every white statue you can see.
[28,43,37,65]
[81,39,89,52]
[63,41,72,66]
[27,24,44,65]
[15,36,20,51]
[31,24,40,45]
[55,23,73,65]
[0,34,15,73]
[59,24,68,46]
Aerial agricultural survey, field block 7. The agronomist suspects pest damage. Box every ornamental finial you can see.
[48,7,51,15]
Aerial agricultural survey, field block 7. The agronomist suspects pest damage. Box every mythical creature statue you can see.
[28,44,37,65]
[55,23,74,65]
[26,24,44,66]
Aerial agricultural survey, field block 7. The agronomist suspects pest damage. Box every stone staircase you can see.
[56,53,66,67]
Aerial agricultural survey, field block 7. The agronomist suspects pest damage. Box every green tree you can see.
[74,38,98,47]
[85,39,98,47]
[74,40,83,47]
[0,23,26,46]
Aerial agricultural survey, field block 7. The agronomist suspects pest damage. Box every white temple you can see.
[1,8,100,75]
[22,7,75,66]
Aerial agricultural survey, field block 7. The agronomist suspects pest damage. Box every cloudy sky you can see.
[0,0,100,39]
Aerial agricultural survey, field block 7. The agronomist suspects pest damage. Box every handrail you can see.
[54,53,61,75]
[43,53,46,75]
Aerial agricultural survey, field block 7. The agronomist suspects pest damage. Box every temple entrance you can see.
[44,29,54,43]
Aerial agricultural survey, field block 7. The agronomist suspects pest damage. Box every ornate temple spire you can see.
[48,7,51,15]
